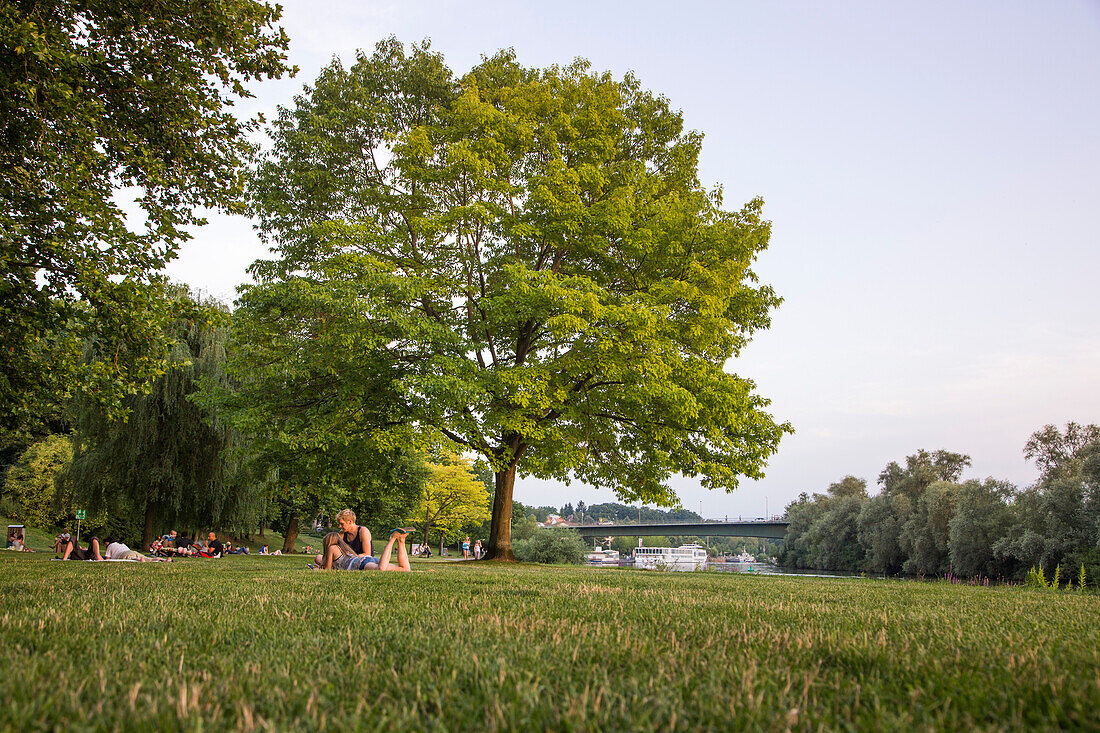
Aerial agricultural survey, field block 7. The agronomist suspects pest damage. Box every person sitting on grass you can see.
[6,527,33,552]
[308,528,415,572]
[199,532,223,558]
[224,541,249,555]
[9,536,33,552]
[154,530,181,557]
[51,533,71,555]
[60,536,103,561]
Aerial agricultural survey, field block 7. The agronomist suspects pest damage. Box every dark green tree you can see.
[993,427,1100,580]
[878,450,970,500]
[899,480,960,576]
[857,493,910,574]
[777,492,826,568]
[64,293,248,548]
[1024,422,1100,482]
[828,475,867,498]
[1,0,292,432]
[805,494,866,570]
[948,478,1016,578]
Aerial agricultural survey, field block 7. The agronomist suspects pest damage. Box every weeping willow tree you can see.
[64,291,250,549]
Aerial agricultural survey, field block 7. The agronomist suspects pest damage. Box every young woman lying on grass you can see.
[309,529,415,572]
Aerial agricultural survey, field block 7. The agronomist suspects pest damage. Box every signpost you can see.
[75,509,86,544]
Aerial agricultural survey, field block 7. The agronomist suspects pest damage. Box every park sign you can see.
[75,510,86,520]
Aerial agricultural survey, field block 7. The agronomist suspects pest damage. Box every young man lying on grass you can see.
[309,529,415,572]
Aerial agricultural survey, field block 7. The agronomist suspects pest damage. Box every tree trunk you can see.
[259,521,265,538]
[485,463,517,561]
[282,513,299,553]
[142,502,154,551]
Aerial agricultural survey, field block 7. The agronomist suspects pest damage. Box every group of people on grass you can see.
[54,534,171,562]
[149,530,251,558]
[54,530,244,561]
[45,508,444,572]
[6,527,33,552]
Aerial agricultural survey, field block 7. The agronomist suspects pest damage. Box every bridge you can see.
[572,520,789,541]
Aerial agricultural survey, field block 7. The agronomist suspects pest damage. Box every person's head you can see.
[208,532,216,541]
[322,532,353,556]
[335,509,356,533]
[169,530,177,539]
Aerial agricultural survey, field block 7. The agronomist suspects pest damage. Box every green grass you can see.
[1,555,1097,732]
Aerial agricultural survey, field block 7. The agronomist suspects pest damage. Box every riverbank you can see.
[1,554,1096,730]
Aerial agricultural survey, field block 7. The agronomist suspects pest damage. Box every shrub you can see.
[3,435,73,529]
[513,528,588,565]
[1025,565,1050,589]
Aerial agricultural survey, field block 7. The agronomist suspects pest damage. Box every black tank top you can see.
[343,526,373,556]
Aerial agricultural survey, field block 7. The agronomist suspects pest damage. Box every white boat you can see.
[631,543,708,571]
[586,547,621,566]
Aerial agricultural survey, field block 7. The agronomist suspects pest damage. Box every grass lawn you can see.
[1,554,1097,732]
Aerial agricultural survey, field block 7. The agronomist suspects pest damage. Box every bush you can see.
[513,528,588,565]
[3,435,73,529]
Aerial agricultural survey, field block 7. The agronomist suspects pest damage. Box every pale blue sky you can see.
[168,1,1100,517]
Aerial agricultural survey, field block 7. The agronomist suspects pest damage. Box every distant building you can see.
[537,514,574,528]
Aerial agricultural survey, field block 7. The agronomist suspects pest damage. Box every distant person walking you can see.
[473,539,482,560]
[462,536,471,560]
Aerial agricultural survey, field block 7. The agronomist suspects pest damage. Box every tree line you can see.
[778,423,1100,583]
[0,287,495,552]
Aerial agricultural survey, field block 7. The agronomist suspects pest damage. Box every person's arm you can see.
[358,526,373,557]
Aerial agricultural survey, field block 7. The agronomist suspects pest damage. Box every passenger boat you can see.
[585,547,621,566]
[631,543,708,571]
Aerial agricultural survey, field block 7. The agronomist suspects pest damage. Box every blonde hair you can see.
[335,509,356,524]
[322,531,354,556]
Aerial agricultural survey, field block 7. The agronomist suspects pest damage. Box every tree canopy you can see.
[236,38,790,559]
[0,0,292,431]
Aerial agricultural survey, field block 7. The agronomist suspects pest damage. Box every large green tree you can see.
[239,39,790,560]
[0,0,292,431]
